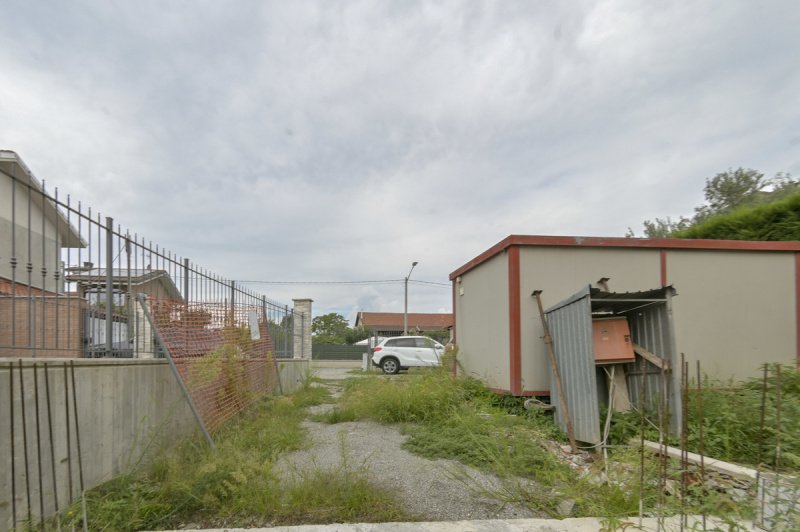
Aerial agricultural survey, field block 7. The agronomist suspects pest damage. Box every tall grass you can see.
[607,365,800,472]
[319,368,654,518]
[55,383,410,531]
[688,366,800,471]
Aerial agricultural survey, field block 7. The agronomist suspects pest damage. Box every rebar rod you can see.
[69,361,87,532]
[638,355,646,526]
[64,364,74,502]
[679,355,688,531]
[10,362,18,528]
[44,363,62,530]
[755,364,768,525]
[33,363,45,529]
[696,360,706,531]
[774,365,782,472]
[19,360,33,525]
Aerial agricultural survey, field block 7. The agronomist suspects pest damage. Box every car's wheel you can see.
[381,357,400,375]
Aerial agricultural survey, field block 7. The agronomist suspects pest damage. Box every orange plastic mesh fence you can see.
[149,299,280,432]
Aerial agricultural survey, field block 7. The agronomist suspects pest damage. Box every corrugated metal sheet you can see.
[545,285,681,444]
[546,286,601,444]
[623,289,681,434]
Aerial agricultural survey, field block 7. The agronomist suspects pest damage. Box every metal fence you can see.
[311,343,368,360]
[0,152,306,361]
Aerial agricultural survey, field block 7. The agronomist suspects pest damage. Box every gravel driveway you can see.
[274,368,542,522]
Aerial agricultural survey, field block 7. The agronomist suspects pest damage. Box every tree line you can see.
[628,168,799,240]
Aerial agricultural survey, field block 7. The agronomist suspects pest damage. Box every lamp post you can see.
[403,261,418,335]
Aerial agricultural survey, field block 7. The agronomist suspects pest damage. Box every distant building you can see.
[65,268,183,303]
[355,311,453,338]
[0,150,86,357]
[0,150,84,295]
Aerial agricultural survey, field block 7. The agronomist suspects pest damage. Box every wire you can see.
[409,280,451,287]
[236,279,403,285]
[236,278,451,287]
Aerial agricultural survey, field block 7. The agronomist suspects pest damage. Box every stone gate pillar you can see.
[292,298,312,359]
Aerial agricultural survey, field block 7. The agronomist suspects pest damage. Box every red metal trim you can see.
[450,235,800,280]
[451,280,458,378]
[508,246,522,395]
[796,253,800,367]
[451,281,457,344]
[449,235,516,281]
[660,250,668,287]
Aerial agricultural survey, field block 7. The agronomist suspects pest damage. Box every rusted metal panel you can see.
[592,318,635,364]
[546,286,601,444]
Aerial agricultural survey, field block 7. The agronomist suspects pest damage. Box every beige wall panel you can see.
[518,247,662,392]
[455,252,510,389]
[668,250,796,379]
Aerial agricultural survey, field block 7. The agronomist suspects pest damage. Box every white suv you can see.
[371,336,445,374]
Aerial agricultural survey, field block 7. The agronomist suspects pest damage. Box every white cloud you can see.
[1,0,799,317]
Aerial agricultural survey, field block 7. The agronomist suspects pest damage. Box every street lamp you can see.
[403,261,418,335]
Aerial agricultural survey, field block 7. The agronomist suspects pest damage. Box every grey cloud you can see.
[2,0,799,316]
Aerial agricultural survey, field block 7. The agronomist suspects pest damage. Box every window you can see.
[416,337,435,348]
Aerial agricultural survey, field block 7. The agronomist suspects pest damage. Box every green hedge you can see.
[312,343,368,360]
[676,191,800,241]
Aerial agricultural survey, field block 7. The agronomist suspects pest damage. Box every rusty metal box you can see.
[592,318,635,364]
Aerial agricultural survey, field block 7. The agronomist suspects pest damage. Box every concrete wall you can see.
[0,357,311,530]
[453,252,510,390]
[276,358,311,392]
[518,247,661,392]
[667,250,796,377]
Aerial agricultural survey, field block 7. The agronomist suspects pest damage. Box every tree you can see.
[311,313,350,344]
[640,216,693,238]
[632,168,797,238]
[344,325,373,345]
[696,168,766,220]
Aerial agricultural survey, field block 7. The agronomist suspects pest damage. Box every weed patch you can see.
[56,382,407,530]
[606,365,800,472]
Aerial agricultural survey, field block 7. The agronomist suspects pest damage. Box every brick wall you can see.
[0,296,85,357]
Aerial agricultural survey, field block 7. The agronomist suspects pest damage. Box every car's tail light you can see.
[373,347,382,352]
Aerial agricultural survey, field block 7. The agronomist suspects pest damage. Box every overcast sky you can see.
[2,1,799,322]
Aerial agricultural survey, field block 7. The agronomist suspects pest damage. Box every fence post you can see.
[126,234,133,352]
[105,216,114,357]
[284,305,290,358]
[183,258,190,303]
[230,281,235,325]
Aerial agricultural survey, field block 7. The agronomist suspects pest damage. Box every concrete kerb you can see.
[158,515,758,532]
[311,359,361,369]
